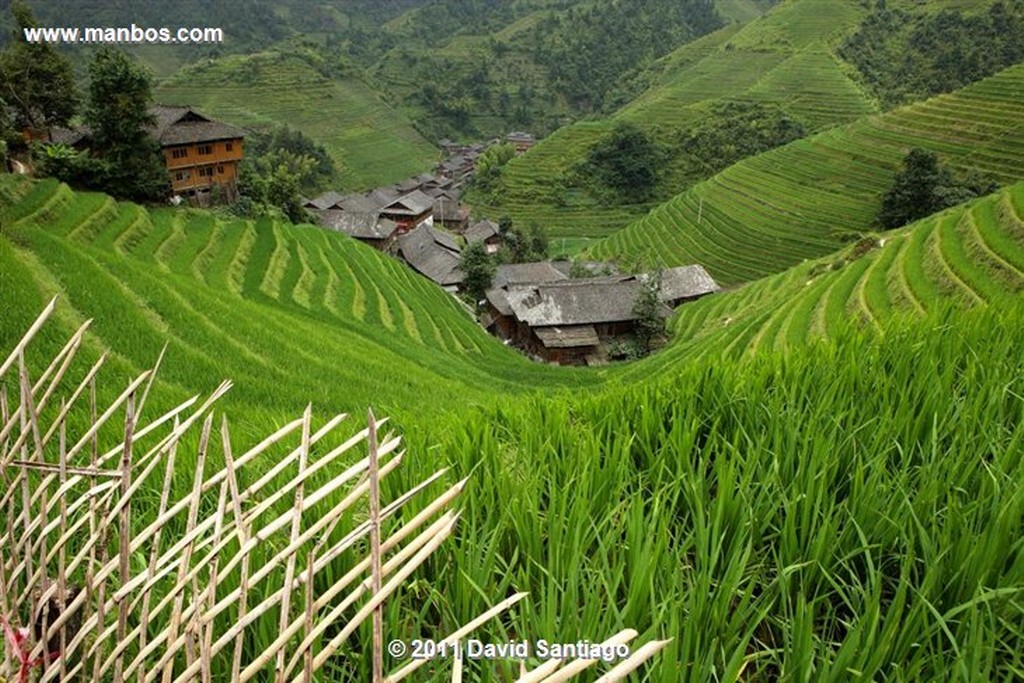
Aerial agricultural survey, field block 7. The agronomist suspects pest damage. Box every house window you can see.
[217,165,225,174]
[174,170,190,181]
[171,148,188,159]
[225,142,233,152]
[197,144,213,155]
[198,167,214,178]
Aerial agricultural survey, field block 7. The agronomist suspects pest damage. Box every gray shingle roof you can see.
[493,262,568,288]
[534,325,600,349]
[151,105,245,146]
[382,190,434,217]
[49,105,245,149]
[654,265,720,302]
[503,279,669,327]
[466,219,500,245]
[319,211,397,240]
[306,191,348,211]
[397,225,464,286]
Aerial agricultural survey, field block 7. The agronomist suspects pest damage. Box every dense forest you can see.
[840,0,1024,108]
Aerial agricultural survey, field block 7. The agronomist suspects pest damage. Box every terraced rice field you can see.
[156,51,438,190]
[591,65,1024,286]
[622,182,1024,376]
[474,0,878,239]
[0,179,595,422]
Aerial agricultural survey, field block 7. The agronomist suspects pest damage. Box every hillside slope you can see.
[0,178,594,423]
[155,50,438,191]
[589,63,1024,286]
[618,182,1024,382]
[469,0,879,239]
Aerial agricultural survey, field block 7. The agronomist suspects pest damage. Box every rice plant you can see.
[0,301,669,682]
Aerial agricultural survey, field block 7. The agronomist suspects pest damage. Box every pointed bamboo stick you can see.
[368,408,384,683]
[274,405,311,682]
[0,296,56,377]
[113,392,137,682]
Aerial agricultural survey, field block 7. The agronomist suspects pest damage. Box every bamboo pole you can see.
[368,408,384,683]
[113,392,137,682]
[274,406,311,683]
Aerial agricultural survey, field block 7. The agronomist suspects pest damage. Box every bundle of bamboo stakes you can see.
[0,300,669,682]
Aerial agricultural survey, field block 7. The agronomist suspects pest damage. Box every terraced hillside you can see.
[590,64,1024,286]
[0,178,594,422]
[470,0,880,238]
[619,182,1024,381]
[156,50,438,191]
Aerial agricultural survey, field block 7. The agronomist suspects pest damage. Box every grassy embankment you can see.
[2,175,1023,680]
[155,50,438,191]
[469,0,879,239]
[590,63,1024,286]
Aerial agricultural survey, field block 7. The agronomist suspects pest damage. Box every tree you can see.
[85,48,167,201]
[632,270,665,357]
[0,0,78,135]
[878,148,997,228]
[460,241,495,306]
[578,122,664,202]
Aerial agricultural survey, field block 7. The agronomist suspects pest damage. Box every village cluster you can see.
[46,104,720,365]
[303,133,720,365]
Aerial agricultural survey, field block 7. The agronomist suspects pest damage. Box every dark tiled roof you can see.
[654,265,720,302]
[466,219,500,244]
[504,279,670,327]
[535,325,600,349]
[319,211,397,240]
[493,261,568,288]
[49,126,90,146]
[397,225,464,286]
[50,106,245,149]
[382,190,434,217]
[306,191,347,211]
[151,104,245,146]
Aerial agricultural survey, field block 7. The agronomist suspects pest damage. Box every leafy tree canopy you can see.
[459,240,495,306]
[576,123,665,203]
[83,47,167,202]
[840,0,1024,109]
[0,0,77,133]
[878,148,997,229]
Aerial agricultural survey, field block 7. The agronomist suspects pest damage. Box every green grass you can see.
[606,183,1024,374]
[156,49,438,191]
[590,64,1024,286]
[3,176,1024,680]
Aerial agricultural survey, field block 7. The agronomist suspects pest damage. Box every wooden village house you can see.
[465,219,502,254]
[50,104,245,204]
[396,224,464,292]
[485,265,719,365]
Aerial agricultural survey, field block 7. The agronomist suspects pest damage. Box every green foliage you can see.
[235,156,312,224]
[496,215,548,262]
[671,100,805,176]
[245,125,336,194]
[470,142,515,199]
[0,0,77,133]
[84,48,166,202]
[631,270,665,356]
[35,142,110,188]
[532,0,722,113]
[878,148,996,229]
[840,0,1024,108]
[459,240,495,305]
[576,123,665,203]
